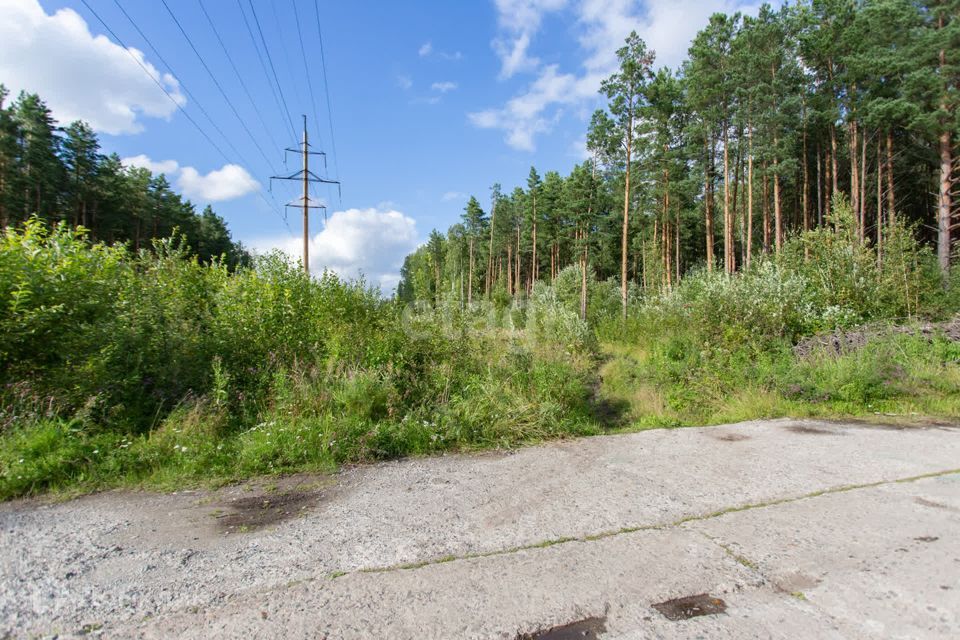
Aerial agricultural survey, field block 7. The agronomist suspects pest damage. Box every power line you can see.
[246,0,299,146]
[269,0,308,131]
[197,0,284,160]
[82,0,228,165]
[235,0,297,144]
[159,0,277,171]
[313,0,340,187]
[108,0,249,170]
[82,0,292,234]
[291,0,325,151]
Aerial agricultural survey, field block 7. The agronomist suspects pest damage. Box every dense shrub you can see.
[0,222,597,498]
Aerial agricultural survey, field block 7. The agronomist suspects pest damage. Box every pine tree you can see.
[601,31,655,316]
[462,196,487,304]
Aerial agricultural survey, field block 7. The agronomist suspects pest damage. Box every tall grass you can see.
[0,220,597,499]
[596,198,959,426]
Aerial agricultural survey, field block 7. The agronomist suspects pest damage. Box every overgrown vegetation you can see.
[3,200,956,500]
[597,201,959,428]
[0,221,599,499]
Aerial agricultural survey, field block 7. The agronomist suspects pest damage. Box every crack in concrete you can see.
[346,467,960,579]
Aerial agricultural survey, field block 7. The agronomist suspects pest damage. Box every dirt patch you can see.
[786,425,839,436]
[216,489,322,532]
[652,594,727,621]
[588,375,630,430]
[712,432,751,442]
[914,536,939,543]
[516,616,607,639]
[793,318,960,359]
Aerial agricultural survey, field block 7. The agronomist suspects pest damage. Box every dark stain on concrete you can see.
[516,616,607,639]
[713,432,751,442]
[653,594,727,621]
[217,490,321,532]
[786,425,838,436]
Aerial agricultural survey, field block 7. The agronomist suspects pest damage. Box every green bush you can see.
[0,221,599,498]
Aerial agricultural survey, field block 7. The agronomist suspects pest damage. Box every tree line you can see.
[0,85,250,267]
[398,0,958,315]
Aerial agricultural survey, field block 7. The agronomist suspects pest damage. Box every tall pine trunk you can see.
[937,18,952,278]
[704,136,715,272]
[773,146,783,253]
[886,131,895,223]
[850,120,860,239]
[939,130,953,277]
[486,198,496,297]
[723,123,733,275]
[877,137,883,266]
[531,192,538,284]
[802,124,810,235]
[675,201,681,282]
[664,163,672,286]
[860,129,867,242]
[830,124,839,219]
[468,237,474,305]
[507,241,513,296]
[816,143,823,226]
[747,125,754,268]
[762,167,770,254]
[621,114,633,318]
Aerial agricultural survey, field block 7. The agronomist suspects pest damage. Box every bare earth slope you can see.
[2,418,958,638]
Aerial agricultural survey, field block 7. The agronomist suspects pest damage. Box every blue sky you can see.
[2,0,761,292]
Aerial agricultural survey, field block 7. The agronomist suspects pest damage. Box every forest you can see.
[0,85,250,268]
[398,0,958,306]
[0,0,958,499]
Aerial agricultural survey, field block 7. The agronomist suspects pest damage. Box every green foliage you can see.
[0,221,599,499]
[526,279,593,352]
[593,207,959,426]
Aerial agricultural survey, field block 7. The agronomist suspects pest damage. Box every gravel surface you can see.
[1,417,958,638]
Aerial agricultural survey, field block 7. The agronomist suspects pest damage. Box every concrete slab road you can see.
[1,418,958,638]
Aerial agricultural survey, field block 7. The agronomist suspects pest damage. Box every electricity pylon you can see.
[271,115,340,273]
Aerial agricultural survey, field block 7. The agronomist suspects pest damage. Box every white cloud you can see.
[491,0,568,79]
[441,191,467,202]
[121,155,258,202]
[568,136,590,160]
[472,0,759,151]
[0,0,184,135]
[431,81,458,93]
[121,154,179,175]
[178,165,260,202]
[468,64,586,151]
[251,207,419,293]
[397,74,413,90]
[418,41,462,61]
